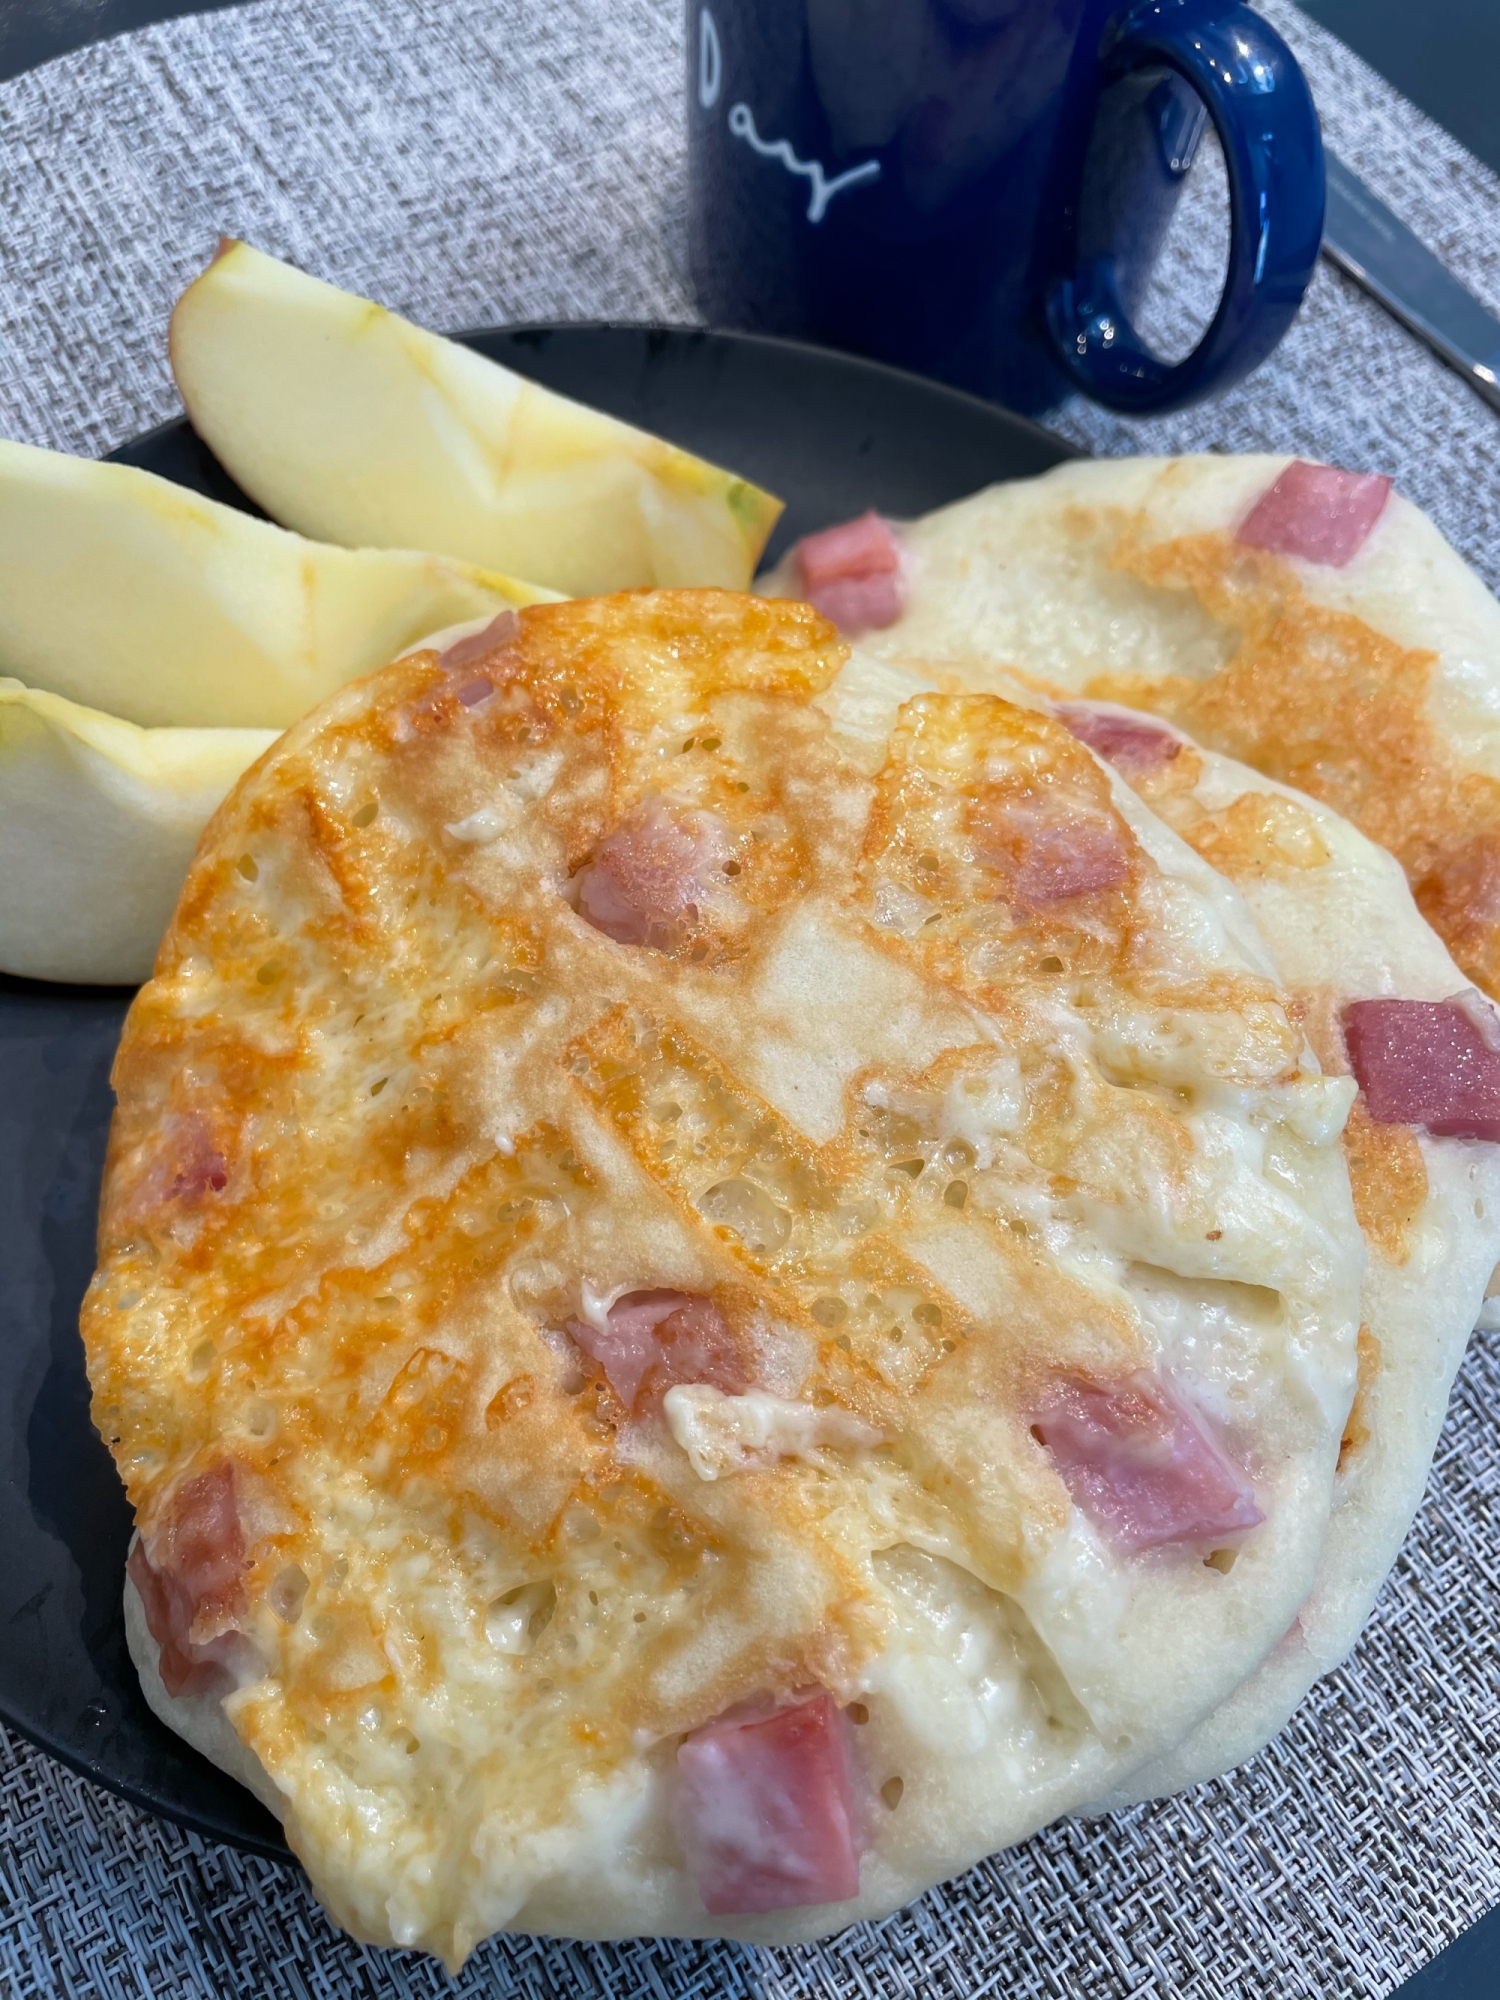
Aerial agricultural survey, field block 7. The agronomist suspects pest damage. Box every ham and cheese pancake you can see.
[84,594,1363,1963]
[832,644,1500,1796]
[764,457,1500,1002]
[1046,702,1500,1800]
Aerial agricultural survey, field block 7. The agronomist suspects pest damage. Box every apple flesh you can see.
[0,677,275,983]
[168,241,783,595]
[0,438,559,731]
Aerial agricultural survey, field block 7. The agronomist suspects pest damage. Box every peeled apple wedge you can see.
[0,678,273,983]
[168,240,783,594]
[0,438,557,731]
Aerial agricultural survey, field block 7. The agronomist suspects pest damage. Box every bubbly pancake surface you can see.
[85,593,1362,1962]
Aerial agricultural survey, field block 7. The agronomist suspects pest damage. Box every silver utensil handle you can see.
[1322,149,1500,417]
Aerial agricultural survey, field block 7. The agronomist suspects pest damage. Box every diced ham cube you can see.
[568,1289,688,1407]
[114,1108,231,1234]
[1031,1375,1262,1553]
[794,512,906,634]
[803,571,904,634]
[677,1690,863,1913]
[572,801,730,951]
[438,610,519,675]
[970,792,1132,908]
[127,1461,252,1697]
[568,1290,747,1411]
[643,1296,748,1401]
[1342,997,1500,1141]
[797,511,901,588]
[164,1118,229,1204]
[1055,703,1182,775]
[1236,461,1392,568]
[1014,816,1129,905]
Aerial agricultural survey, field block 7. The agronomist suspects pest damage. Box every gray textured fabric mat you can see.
[2,2,1498,1995]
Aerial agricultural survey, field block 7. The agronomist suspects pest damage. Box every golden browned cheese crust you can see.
[1085,523,1500,998]
[84,592,1360,1961]
[1338,1324,1383,1475]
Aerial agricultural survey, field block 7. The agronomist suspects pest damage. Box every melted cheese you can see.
[664,1385,885,1479]
[821,454,1500,1000]
[85,590,1363,1961]
[799,466,1500,1804]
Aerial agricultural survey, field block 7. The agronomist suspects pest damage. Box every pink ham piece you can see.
[1031,1375,1262,1553]
[164,1116,228,1204]
[794,512,905,634]
[568,1290,747,1411]
[677,1690,863,1913]
[573,801,730,951]
[127,1461,252,1697]
[114,1108,230,1234]
[1056,703,1182,776]
[1236,461,1392,568]
[438,610,519,676]
[971,792,1132,908]
[1343,996,1500,1140]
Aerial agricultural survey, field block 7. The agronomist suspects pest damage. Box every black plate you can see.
[0,323,1076,1861]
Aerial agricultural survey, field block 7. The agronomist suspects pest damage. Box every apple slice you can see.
[0,438,558,731]
[169,241,783,594]
[0,678,275,984]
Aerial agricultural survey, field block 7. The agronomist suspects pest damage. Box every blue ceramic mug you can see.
[686,0,1325,415]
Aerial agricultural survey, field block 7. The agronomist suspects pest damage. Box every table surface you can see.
[8,0,1500,174]
[8,0,1500,176]
[1,2,1497,1997]
[1299,0,1500,180]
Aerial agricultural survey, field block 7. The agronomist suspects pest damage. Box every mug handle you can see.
[1045,0,1325,415]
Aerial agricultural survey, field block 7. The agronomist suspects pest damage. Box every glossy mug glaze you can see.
[687,0,1326,415]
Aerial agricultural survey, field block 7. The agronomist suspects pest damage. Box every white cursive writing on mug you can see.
[698,7,721,110]
[726,102,880,224]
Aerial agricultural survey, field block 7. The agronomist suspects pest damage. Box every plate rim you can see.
[4,1701,293,1861]
[103,317,1085,475]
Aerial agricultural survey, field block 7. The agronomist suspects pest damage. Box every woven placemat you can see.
[2,3,1498,1995]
